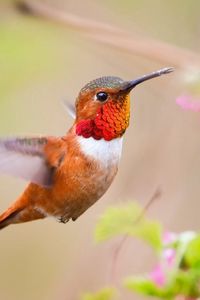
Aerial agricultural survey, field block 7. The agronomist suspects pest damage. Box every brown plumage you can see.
[0,68,173,230]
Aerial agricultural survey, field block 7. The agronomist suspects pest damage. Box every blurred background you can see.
[1,1,200,299]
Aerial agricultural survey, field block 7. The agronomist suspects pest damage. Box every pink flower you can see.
[176,95,200,112]
[163,232,177,245]
[149,232,178,287]
[163,248,176,266]
[150,265,165,287]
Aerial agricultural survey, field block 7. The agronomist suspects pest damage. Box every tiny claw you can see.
[59,215,70,223]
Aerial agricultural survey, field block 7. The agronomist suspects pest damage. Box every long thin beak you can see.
[121,67,174,92]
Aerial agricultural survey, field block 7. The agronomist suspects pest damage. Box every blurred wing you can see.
[62,100,76,119]
[0,137,54,187]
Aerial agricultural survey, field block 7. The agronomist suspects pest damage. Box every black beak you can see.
[121,67,174,92]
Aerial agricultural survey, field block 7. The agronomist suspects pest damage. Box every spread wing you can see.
[0,136,63,187]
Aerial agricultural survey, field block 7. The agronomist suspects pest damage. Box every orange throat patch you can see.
[76,96,130,141]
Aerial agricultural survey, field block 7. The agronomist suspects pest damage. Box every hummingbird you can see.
[0,67,173,230]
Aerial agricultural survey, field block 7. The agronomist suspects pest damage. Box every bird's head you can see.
[75,67,173,141]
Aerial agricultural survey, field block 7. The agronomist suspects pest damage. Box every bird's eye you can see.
[96,92,108,102]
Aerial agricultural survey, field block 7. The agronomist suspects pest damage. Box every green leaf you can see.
[184,235,200,267]
[124,277,163,297]
[81,287,116,300]
[95,202,162,250]
[125,271,200,299]
[165,269,200,298]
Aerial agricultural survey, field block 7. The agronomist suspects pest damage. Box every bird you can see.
[0,67,173,230]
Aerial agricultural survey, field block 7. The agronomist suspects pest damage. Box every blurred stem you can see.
[15,0,200,68]
[110,188,161,282]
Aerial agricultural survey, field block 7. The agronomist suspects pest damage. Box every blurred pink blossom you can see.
[176,95,200,112]
[163,248,176,266]
[150,265,165,287]
[147,231,199,298]
[163,231,177,245]
[150,232,177,287]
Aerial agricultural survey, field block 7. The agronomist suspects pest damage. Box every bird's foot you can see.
[59,215,69,224]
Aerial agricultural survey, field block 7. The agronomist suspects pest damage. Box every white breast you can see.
[77,136,123,167]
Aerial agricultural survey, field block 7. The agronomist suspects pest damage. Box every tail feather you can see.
[0,208,23,230]
[0,205,46,230]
